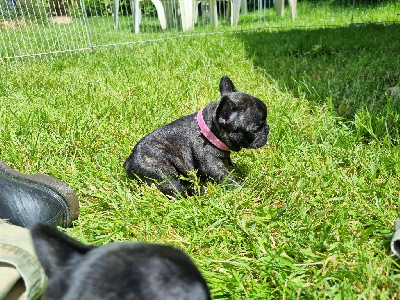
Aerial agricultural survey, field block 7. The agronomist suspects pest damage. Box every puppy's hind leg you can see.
[144,166,186,197]
[158,176,186,197]
[124,157,186,197]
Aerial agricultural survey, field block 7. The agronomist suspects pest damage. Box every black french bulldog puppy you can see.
[31,224,211,300]
[124,76,269,196]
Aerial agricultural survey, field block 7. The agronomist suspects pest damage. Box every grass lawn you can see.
[0,22,400,298]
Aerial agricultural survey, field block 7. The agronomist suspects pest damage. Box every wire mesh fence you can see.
[0,0,399,61]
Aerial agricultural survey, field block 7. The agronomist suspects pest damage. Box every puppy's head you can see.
[31,224,211,300]
[215,76,269,152]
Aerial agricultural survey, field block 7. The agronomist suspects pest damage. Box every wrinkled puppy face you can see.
[215,77,269,152]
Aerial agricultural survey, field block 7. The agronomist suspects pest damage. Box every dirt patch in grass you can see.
[50,16,73,25]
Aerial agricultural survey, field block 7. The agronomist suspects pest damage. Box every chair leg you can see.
[230,0,241,26]
[113,0,120,29]
[274,0,284,16]
[153,0,168,29]
[240,0,247,15]
[179,0,195,31]
[289,0,297,20]
[209,0,218,26]
[132,0,141,33]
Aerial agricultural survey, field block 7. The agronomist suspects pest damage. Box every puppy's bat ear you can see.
[31,223,94,278]
[219,76,237,95]
[216,95,238,125]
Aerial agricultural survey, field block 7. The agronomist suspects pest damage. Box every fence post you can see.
[80,0,94,49]
[350,0,356,25]
[114,0,119,29]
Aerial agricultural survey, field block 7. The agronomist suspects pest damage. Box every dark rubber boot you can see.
[0,159,79,228]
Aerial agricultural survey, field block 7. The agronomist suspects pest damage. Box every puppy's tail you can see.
[123,155,138,180]
[123,157,132,173]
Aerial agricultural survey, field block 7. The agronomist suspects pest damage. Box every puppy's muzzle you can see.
[249,123,269,149]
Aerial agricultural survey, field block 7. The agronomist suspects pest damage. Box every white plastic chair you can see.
[199,0,245,27]
[274,0,297,20]
[131,0,195,32]
[113,0,245,33]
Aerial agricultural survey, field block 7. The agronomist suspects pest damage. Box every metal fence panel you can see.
[1,0,399,60]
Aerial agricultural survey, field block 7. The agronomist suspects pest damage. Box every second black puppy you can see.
[32,224,211,300]
[124,76,269,196]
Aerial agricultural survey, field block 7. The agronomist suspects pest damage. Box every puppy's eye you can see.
[254,120,266,132]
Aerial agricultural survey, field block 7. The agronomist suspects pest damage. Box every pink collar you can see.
[197,108,230,152]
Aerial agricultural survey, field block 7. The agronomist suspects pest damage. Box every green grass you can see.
[0,23,400,298]
[239,23,400,141]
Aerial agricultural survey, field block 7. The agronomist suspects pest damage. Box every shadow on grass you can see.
[235,23,400,140]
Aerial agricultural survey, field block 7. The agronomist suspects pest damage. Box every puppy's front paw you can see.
[225,178,245,190]
[186,186,206,197]
[227,157,237,168]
